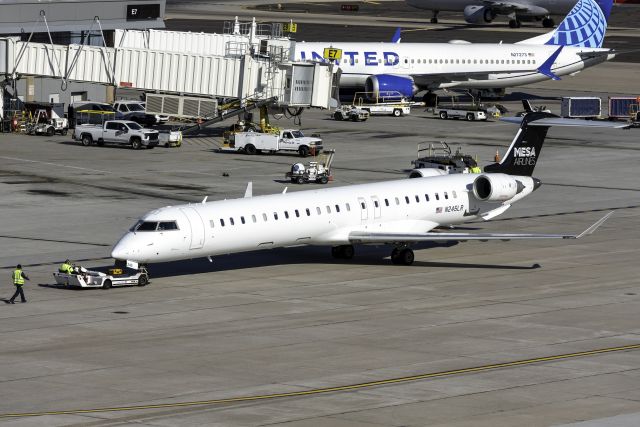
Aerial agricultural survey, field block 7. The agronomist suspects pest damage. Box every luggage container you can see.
[609,96,640,120]
[561,97,601,118]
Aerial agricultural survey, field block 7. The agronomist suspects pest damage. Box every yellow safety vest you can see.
[13,269,24,286]
[59,263,72,273]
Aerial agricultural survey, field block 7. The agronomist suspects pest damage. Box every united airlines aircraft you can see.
[294,0,614,98]
[111,114,621,268]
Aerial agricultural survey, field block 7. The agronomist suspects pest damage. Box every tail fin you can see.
[518,0,612,48]
[484,112,555,176]
[391,27,402,43]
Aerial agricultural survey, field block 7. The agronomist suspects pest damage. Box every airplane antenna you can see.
[244,182,253,198]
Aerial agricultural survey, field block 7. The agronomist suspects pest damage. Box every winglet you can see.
[574,211,614,239]
[538,46,563,80]
[244,182,253,198]
[392,27,402,43]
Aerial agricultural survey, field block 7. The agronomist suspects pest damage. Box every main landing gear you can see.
[391,246,415,266]
[330,245,416,266]
[431,10,439,24]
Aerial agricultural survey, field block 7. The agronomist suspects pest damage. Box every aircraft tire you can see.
[399,248,415,266]
[102,279,112,290]
[542,17,554,28]
[341,245,355,259]
[138,275,149,287]
[391,247,401,264]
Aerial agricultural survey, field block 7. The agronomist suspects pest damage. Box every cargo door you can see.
[180,207,205,250]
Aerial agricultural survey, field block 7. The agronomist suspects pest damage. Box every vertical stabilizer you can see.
[517,0,612,48]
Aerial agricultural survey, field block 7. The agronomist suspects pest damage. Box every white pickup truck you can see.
[221,129,323,157]
[73,120,159,149]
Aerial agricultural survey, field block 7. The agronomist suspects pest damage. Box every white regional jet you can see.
[294,0,614,98]
[406,0,577,28]
[111,113,621,268]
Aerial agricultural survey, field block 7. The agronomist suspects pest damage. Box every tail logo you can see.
[545,0,608,48]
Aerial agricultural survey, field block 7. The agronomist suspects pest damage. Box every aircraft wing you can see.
[349,212,613,244]
[481,0,543,13]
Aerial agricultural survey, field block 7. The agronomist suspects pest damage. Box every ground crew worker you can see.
[470,165,482,174]
[59,259,74,274]
[6,264,29,304]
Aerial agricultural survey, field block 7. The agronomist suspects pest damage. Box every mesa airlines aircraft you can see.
[294,0,614,98]
[406,0,577,28]
[111,113,621,268]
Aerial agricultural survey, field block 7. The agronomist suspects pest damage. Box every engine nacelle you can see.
[464,5,495,23]
[408,169,449,179]
[365,74,418,100]
[473,174,524,202]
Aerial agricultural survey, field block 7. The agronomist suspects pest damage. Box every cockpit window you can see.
[158,221,178,231]
[135,221,158,231]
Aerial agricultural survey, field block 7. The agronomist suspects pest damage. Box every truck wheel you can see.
[46,127,54,136]
[97,140,104,146]
[138,275,149,287]
[334,112,342,120]
[299,146,310,157]
[393,109,402,117]
[131,137,142,150]
[62,128,68,136]
[81,134,93,146]
[245,144,256,155]
[439,111,448,119]
[296,176,304,184]
[102,279,112,290]
[319,176,329,184]
[466,113,475,121]
[351,114,359,122]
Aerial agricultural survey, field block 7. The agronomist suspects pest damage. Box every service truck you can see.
[436,105,487,121]
[220,129,323,157]
[73,120,159,149]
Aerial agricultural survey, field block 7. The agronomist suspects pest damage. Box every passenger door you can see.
[357,197,369,223]
[103,122,119,142]
[371,196,381,219]
[179,207,205,250]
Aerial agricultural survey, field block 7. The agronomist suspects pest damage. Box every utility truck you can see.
[73,120,159,149]
[220,129,323,157]
[286,149,335,184]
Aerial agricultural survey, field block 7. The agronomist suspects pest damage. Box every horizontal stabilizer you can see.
[348,212,613,244]
[501,116,632,128]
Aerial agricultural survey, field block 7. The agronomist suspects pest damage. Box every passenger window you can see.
[435,193,440,201]
[425,194,430,202]
[444,192,448,200]
[295,209,300,217]
[395,197,399,205]
[285,211,289,219]
[405,196,410,204]
[346,203,351,211]
[241,216,245,224]
[452,191,457,198]
[415,195,420,203]
[360,202,365,209]
[326,206,331,213]
[252,214,256,223]
[262,213,267,221]
[229,217,234,226]
[374,200,379,208]
[316,207,321,215]
[306,208,311,216]
[335,204,340,213]
[273,212,278,220]
[220,218,225,227]
[384,199,389,206]
[209,220,215,228]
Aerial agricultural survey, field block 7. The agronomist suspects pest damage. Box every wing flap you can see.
[349,212,613,244]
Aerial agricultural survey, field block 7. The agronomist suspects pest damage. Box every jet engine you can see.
[472,174,524,202]
[408,169,449,179]
[463,5,496,23]
[364,74,418,100]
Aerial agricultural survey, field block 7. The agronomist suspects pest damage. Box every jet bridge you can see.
[0,29,335,109]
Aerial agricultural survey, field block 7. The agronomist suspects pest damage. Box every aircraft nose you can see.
[111,234,132,260]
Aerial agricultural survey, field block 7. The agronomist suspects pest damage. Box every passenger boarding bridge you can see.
[0,17,336,115]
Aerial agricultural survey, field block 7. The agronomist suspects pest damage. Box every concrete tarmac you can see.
[1,60,640,425]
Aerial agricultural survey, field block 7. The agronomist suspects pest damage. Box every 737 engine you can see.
[365,74,418,100]
[473,174,524,202]
[463,5,496,23]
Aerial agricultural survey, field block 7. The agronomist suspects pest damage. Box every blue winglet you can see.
[537,46,563,80]
[391,27,402,43]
